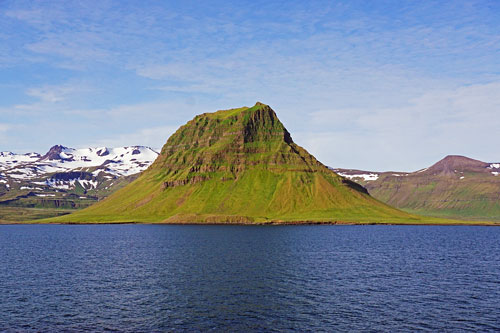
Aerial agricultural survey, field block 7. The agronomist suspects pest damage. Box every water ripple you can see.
[0,225,499,331]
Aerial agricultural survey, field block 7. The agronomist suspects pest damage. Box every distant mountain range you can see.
[333,155,500,221]
[0,145,159,211]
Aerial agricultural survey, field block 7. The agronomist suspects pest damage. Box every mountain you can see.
[0,146,159,216]
[48,102,443,224]
[333,155,500,221]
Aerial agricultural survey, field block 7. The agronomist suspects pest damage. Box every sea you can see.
[1,225,499,331]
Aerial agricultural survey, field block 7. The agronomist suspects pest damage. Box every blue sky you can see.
[1,0,499,171]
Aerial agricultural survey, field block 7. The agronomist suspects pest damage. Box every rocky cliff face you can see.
[40,145,67,161]
[52,102,414,224]
[153,103,325,188]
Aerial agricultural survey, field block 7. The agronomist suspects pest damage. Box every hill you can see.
[333,155,500,221]
[46,103,464,224]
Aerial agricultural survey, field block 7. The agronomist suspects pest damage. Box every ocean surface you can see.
[1,225,499,332]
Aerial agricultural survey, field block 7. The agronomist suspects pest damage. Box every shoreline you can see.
[1,220,499,226]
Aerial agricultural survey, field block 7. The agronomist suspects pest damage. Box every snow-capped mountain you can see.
[0,145,159,208]
[2,145,158,179]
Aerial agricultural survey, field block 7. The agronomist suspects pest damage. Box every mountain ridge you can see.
[334,155,500,220]
[424,155,490,175]
[0,145,159,215]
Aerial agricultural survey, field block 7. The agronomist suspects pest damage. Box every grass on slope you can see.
[402,208,500,222]
[0,207,73,223]
[40,168,495,225]
[368,174,500,221]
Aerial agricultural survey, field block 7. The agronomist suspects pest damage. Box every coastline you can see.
[2,220,499,226]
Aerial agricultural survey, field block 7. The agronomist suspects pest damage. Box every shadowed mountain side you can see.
[45,103,459,224]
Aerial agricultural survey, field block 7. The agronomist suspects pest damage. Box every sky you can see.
[1,0,499,171]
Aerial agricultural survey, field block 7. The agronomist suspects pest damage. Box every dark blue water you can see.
[1,225,499,331]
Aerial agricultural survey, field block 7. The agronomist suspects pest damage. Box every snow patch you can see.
[489,163,500,169]
[38,178,73,189]
[92,170,103,177]
[59,152,72,159]
[78,179,98,189]
[338,172,379,181]
[0,146,158,183]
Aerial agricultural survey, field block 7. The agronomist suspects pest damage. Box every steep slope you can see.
[0,146,159,217]
[334,155,500,221]
[50,103,427,224]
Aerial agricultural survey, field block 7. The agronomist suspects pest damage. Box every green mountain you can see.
[46,103,465,224]
[334,155,500,221]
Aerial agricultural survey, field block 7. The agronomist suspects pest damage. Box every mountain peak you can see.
[427,155,488,174]
[199,102,272,121]
[158,104,301,172]
[40,145,69,161]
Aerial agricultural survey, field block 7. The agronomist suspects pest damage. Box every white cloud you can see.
[84,125,178,150]
[0,99,216,153]
[26,32,110,64]
[26,83,83,103]
[135,64,194,81]
[2,1,500,170]
[299,81,500,171]
[63,100,214,124]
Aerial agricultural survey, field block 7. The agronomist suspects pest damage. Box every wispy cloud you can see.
[1,1,499,169]
[84,125,178,150]
[26,83,86,102]
[298,81,500,171]
[0,98,216,153]
[25,32,111,64]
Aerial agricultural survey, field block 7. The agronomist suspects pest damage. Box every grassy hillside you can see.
[336,156,500,221]
[0,207,73,223]
[369,172,500,221]
[44,104,495,225]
